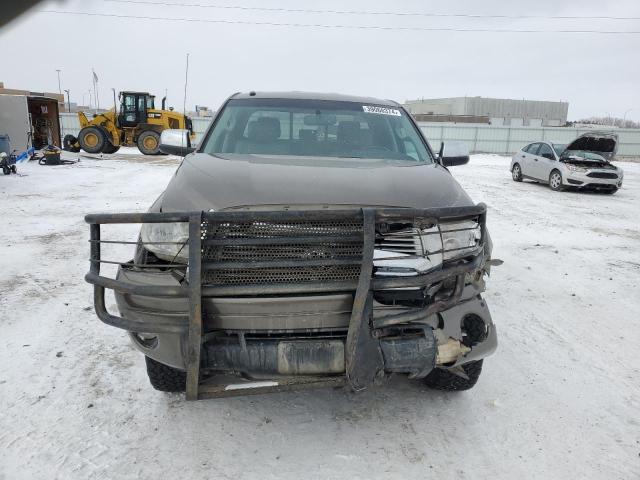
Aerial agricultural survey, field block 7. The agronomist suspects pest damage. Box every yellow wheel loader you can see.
[63,91,194,155]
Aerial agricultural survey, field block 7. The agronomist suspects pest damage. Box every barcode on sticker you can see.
[362,105,401,116]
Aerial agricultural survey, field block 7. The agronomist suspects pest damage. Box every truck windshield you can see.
[201,98,433,163]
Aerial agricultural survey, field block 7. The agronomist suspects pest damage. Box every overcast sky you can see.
[1,0,639,120]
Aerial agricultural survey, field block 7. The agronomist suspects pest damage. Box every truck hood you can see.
[563,132,618,161]
[157,153,474,212]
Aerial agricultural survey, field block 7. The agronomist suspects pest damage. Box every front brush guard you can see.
[85,205,487,399]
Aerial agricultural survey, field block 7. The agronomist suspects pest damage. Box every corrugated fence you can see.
[59,113,640,158]
[418,123,640,158]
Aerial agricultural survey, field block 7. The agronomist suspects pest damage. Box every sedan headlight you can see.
[140,222,189,262]
[565,164,587,172]
[440,220,482,260]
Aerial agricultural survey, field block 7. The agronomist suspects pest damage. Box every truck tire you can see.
[78,127,106,154]
[145,356,186,392]
[137,130,161,155]
[424,360,483,391]
[63,134,81,153]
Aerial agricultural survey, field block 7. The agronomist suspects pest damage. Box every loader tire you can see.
[145,356,186,392]
[78,127,106,154]
[102,142,120,154]
[424,360,484,391]
[137,130,161,155]
[63,134,81,153]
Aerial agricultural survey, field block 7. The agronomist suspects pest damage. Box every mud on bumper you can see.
[85,206,497,399]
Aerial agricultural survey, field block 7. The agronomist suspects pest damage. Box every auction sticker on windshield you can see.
[362,105,402,116]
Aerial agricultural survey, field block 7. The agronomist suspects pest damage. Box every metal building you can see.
[403,96,569,127]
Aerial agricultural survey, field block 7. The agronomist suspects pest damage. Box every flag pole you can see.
[92,69,97,114]
[92,68,100,112]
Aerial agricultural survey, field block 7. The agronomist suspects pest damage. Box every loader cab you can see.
[118,91,155,127]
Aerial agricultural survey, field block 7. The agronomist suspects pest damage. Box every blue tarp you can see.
[14,147,35,163]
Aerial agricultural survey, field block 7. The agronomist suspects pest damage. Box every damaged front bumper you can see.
[85,206,497,399]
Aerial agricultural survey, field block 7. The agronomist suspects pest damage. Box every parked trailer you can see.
[0,93,62,151]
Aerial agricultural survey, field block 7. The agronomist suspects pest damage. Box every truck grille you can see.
[586,172,617,179]
[203,265,362,286]
[201,218,364,286]
[374,229,422,255]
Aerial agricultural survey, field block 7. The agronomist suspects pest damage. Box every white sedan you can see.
[510,132,623,194]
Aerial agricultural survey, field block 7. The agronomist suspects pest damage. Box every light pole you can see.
[64,89,70,112]
[56,69,62,95]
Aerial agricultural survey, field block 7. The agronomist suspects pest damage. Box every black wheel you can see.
[512,163,523,182]
[145,356,186,392]
[10,165,17,174]
[137,130,161,155]
[63,134,81,153]
[78,127,106,154]
[424,360,484,391]
[102,142,120,154]
[2,165,10,175]
[549,169,564,191]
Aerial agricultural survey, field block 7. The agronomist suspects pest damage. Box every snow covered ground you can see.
[0,154,638,479]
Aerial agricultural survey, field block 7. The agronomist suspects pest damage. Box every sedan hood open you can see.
[158,153,474,212]
[563,131,618,161]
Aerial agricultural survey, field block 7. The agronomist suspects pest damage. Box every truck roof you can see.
[231,91,399,107]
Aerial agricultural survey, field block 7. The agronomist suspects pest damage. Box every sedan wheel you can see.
[549,170,563,191]
[512,163,523,182]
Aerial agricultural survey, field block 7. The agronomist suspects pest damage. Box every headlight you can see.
[373,220,481,277]
[374,249,438,276]
[440,220,481,260]
[140,222,189,262]
[374,224,443,277]
[565,164,587,172]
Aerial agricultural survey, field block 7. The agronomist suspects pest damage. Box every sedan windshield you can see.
[201,98,433,163]
[552,143,567,155]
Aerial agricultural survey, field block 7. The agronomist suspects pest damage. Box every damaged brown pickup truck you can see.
[85,92,498,400]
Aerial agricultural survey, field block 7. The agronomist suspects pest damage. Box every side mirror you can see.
[159,129,195,156]
[439,141,470,167]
